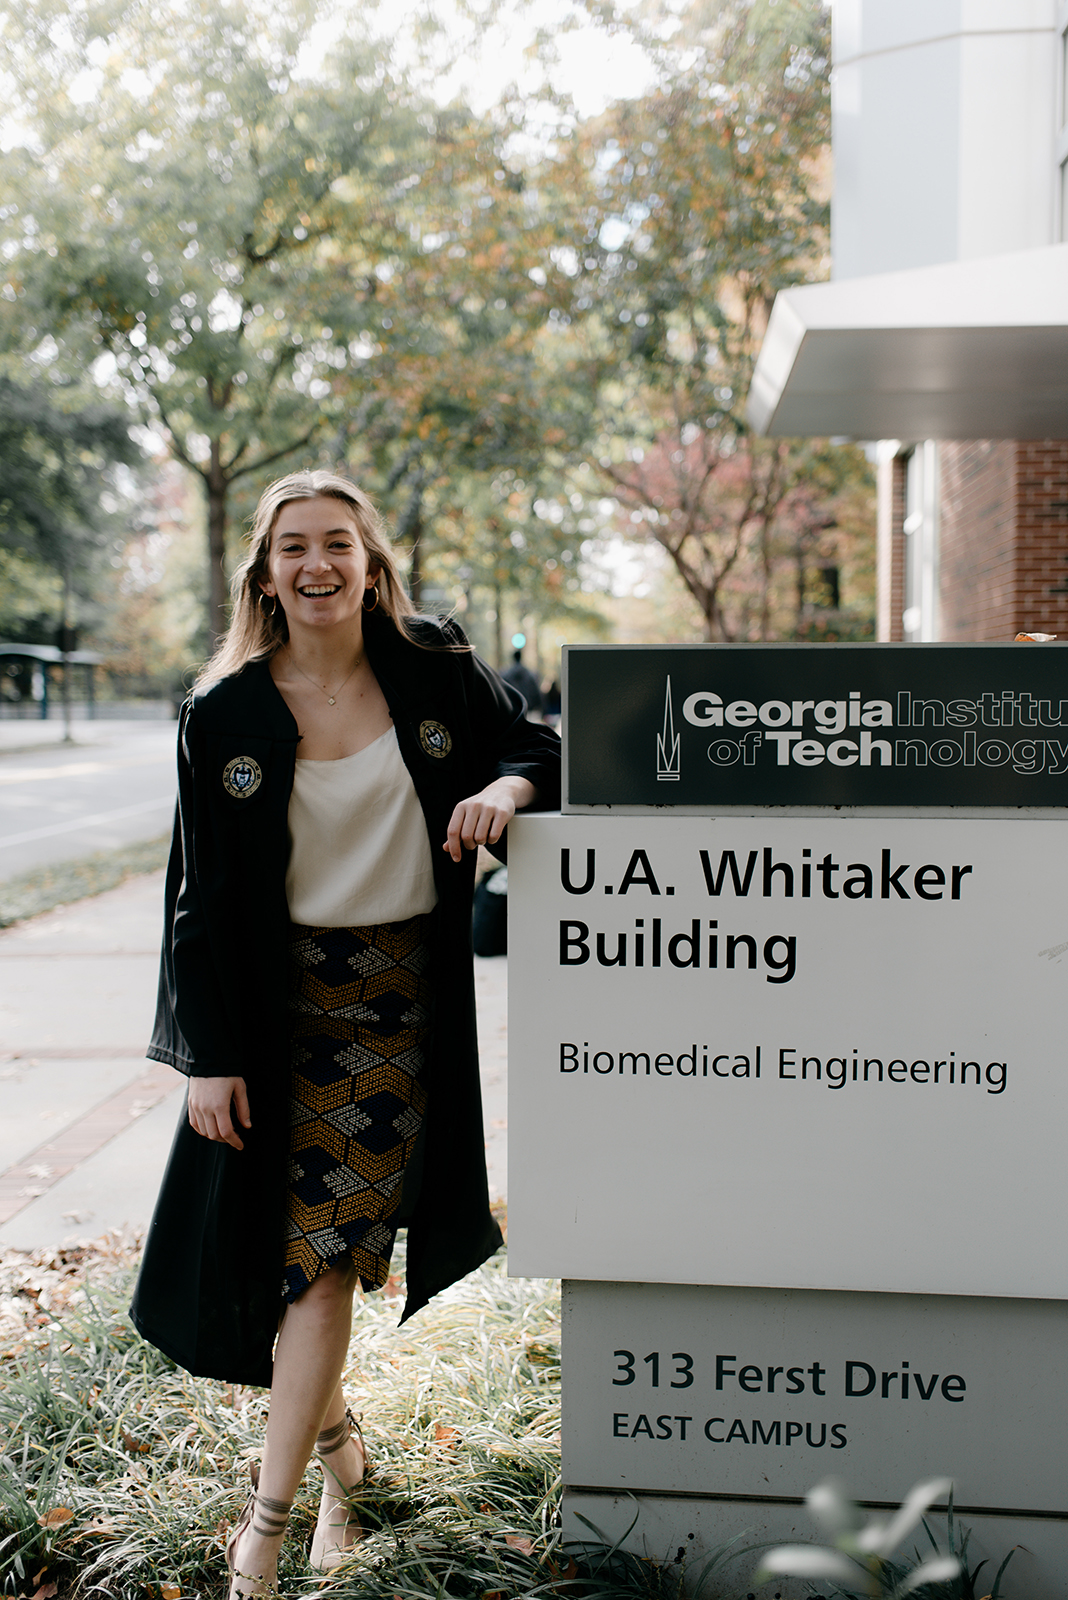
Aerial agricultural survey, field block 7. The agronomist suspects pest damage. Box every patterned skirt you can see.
[282,915,433,1303]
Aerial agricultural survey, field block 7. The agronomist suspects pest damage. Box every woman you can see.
[130,470,560,1598]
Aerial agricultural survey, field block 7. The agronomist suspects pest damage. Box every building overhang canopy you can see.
[0,642,102,665]
[747,244,1068,440]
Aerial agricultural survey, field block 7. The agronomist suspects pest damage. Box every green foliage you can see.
[0,0,430,632]
[558,0,873,642]
[0,548,64,642]
[0,373,139,654]
[754,1477,1017,1600]
[0,0,876,662]
[0,377,136,572]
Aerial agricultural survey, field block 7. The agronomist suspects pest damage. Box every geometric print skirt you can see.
[282,914,433,1303]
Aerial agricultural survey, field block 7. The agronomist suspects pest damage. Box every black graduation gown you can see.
[129,613,560,1387]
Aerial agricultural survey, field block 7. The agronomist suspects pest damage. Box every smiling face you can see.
[259,496,379,635]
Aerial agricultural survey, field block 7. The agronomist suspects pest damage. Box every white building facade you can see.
[749,1,1068,643]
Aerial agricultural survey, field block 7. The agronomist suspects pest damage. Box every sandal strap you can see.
[251,1488,291,1539]
[315,1408,361,1458]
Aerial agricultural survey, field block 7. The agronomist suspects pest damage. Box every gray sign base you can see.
[561,1280,1068,1597]
[562,1491,1065,1600]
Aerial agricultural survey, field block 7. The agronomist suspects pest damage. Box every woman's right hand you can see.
[187,1076,252,1150]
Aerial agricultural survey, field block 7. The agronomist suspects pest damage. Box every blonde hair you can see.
[197,470,428,688]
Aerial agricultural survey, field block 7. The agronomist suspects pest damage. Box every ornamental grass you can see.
[0,1240,1014,1600]
[0,1236,613,1600]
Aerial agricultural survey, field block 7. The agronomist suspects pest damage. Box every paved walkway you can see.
[0,871,508,1249]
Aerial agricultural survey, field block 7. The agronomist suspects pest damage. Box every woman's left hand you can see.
[443,776,536,862]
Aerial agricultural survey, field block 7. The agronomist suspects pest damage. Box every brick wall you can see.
[871,439,1068,642]
[938,441,1018,640]
[1014,440,1068,635]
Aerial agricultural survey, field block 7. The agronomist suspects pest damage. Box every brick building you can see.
[881,439,1068,643]
[747,1,1068,643]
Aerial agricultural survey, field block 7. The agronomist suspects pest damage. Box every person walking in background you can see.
[500,647,544,719]
[131,470,560,1599]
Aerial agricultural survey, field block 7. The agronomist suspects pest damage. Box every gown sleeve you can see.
[146,700,242,1077]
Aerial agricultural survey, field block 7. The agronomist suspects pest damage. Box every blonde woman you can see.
[131,471,560,1597]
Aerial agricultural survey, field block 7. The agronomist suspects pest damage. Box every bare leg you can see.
[229,1264,359,1592]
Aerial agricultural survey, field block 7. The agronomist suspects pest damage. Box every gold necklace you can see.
[287,648,362,706]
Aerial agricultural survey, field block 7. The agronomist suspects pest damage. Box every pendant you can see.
[328,696,336,705]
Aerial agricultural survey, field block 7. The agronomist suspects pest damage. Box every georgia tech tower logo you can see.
[657,677,681,781]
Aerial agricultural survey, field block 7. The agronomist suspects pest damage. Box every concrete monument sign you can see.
[508,644,1068,1597]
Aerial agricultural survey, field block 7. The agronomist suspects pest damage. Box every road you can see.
[0,719,178,884]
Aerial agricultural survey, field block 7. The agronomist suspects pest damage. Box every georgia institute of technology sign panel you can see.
[564,643,1068,806]
[506,814,1068,1301]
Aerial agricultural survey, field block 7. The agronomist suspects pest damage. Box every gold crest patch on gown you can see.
[222,756,263,798]
[418,720,452,758]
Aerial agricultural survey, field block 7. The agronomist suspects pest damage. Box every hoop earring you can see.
[363,584,380,613]
[258,591,279,620]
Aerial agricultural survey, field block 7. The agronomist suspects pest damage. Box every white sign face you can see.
[507,815,1068,1299]
[562,1281,1068,1515]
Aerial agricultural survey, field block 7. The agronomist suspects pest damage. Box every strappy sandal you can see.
[226,1462,291,1599]
[309,1408,369,1572]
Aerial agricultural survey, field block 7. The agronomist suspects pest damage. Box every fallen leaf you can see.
[504,1535,535,1555]
[37,1508,73,1529]
[122,1431,151,1454]
[525,1340,559,1366]
[31,1583,58,1600]
[69,1516,119,1543]
[433,1423,460,1449]
[160,1583,182,1599]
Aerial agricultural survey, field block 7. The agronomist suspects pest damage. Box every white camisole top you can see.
[285,726,439,927]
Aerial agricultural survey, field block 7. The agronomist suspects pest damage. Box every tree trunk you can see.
[759,517,772,641]
[795,539,806,635]
[408,515,423,609]
[207,440,229,645]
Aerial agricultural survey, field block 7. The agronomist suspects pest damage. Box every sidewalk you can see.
[0,872,509,1249]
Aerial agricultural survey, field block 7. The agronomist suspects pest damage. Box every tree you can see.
[566,0,873,639]
[330,101,600,614]
[0,373,139,640]
[1,0,428,639]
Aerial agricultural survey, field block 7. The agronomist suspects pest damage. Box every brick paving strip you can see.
[0,1060,178,1225]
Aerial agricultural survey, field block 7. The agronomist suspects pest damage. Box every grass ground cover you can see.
[0,1236,578,1600]
[0,837,171,928]
[0,1239,1022,1600]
